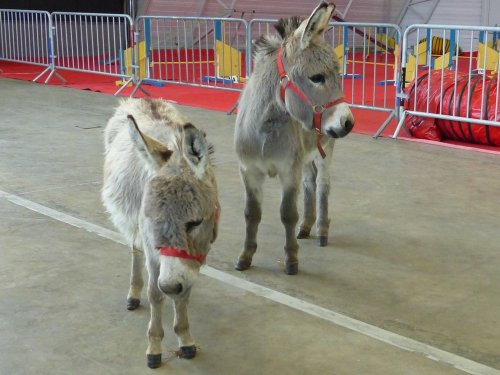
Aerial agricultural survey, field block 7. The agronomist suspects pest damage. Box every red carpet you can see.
[0,61,240,113]
[1,60,498,155]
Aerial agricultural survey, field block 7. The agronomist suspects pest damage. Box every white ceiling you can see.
[139,0,488,27]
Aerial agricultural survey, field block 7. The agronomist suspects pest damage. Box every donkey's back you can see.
[102,98,188,245]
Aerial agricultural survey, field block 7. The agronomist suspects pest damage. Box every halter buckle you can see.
[280,75,290,86]
[313,104,325,113]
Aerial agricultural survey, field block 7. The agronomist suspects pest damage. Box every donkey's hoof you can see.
[317,236,328,247]
[235,259,252,271]
[147,354,162,369]
[127,298,140,311]
[297,229,310,239]
[180,345,197,359]
[285,263,299,275]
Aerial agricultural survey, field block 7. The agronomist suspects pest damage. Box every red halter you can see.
[159,247,206,264]
[276,47,347,159]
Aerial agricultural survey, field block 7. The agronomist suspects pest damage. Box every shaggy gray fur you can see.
[234,2,354,274]
[102,98,219,367]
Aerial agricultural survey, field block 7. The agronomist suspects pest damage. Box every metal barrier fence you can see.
[132,16,248,97]
[49,12,134,94]
[0,9,52,73]
[6,11,499,146]
[248,19,402,133]
[391,24,500,143]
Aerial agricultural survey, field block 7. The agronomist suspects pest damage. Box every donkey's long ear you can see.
[299,2,335,49]
[127,115,173,169]
[182,123,210,178]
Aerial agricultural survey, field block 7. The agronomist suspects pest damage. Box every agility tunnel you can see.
[404,70,500,146]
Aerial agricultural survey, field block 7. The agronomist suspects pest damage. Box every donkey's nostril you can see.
[344,119,354,133]
[159,282,183,295]
[326,128,339,138]
[174,283,183,294]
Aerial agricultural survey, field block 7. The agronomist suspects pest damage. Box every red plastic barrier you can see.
[404,70,500,146]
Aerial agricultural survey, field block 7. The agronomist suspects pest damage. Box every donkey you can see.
[234,2,354,275]
[102,98,219,368]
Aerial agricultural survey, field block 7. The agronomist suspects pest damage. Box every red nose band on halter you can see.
[159,247,206,264]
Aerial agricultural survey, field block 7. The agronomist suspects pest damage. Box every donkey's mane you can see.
[275,16,302,39]
[252,16,302,58]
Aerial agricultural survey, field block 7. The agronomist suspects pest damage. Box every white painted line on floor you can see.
[18,181,101,195]
[1,188,499,375]
[203,267,499,375]
[0,189,125,246]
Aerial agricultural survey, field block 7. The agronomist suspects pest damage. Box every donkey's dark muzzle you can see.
[326,119,354,138]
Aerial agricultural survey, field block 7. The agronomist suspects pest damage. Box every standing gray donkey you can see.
[234,2,354,275]
[102,98,219,368]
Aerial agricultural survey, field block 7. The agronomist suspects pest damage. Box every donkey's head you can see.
[257,2,354,138]
[128,115,219,298]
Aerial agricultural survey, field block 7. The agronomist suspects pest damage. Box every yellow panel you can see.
[415,50,426,65]
[334,44,343,59]
[375,34,395,51]
[123,41,147,79]
[433,52,450,70]
[477,42,499,73]
[215,40,241,79]
[405,54,416,87]
[412,41,428,66]
[413,41,427,55]
[334,44,343,73]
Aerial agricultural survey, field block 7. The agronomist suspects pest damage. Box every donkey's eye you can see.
[186,219,203,232]
[309,74,325,84]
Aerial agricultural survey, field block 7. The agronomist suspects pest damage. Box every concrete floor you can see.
[1,78,499,375]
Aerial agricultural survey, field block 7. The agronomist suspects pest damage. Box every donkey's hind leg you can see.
[297,162,317,239]
[315,141,334,247]
[279,169,300,275]
[235,167,265,271]
[127,244,144,310]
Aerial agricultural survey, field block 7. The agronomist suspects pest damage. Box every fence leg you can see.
[392,111,407,139]
[227,99,239,115]
[33,66,51,83]
[51,71,66,83]
[33,66,66,84]
[127,79,151,98]
[373,111,396,138]
[114,77,134,96]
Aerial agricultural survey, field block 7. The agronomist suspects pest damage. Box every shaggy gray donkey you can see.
[234,2,354,275]
[102,98,219,368]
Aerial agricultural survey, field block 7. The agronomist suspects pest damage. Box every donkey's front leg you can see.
[235,167,265,271]
[146,266,165,369]
[297,162,317,239]
[279,170,300,275]
[315,141,334,246]
[173,290,197,359]
[127,245,144,310]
